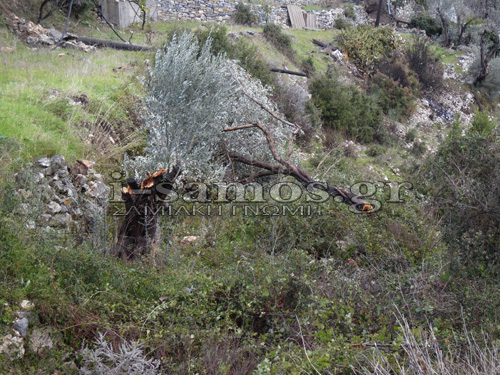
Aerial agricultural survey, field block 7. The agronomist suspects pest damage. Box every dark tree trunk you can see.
[111,167,180,260]
[475,31,500,84]
[437,8,450,47]
[457,17,477,46]
[375,0,384,26]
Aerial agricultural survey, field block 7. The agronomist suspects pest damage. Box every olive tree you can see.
[125,33,369,208]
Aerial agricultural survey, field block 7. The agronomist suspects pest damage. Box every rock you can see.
[57,166,70,179]
[20,300,34,311]
[16,311,38,326]
[37,157,51,168]
[16,203,30,215]
[47,28,62,40]
[17,189,33,199]
[38,34,55,45]
[0,334,24,360]
[50,213,72,227]
[74,174,88,186]
[29,329,54,354]
[26,36,38,46]
[13,318,29,337]
[50,155,65,169]
[180,236,200,245]
[87,180,110,203]
[47,201,62,214]
[26,220,36,230]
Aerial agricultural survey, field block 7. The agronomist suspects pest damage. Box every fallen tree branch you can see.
[223,92,373,212]
[270,68,308,77]
[76,37,152,51]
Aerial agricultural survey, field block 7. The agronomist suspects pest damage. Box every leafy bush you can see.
[406,37,443,90]
[263,23,294,58]
[378,57,420,92]
[189,25,275,87]
[343,4,356,20]
[338,25,397,74]
[233,3,257,25]
[366,144,386,157]
[300,55,316,77]
[424,121,500,273]
[409,13,443,37]
[334,17,351,30]
[470,111,497,135]
[310,72,384,143]
[370,72,417,119]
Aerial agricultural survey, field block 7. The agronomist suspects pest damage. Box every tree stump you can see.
[111,166,180,260]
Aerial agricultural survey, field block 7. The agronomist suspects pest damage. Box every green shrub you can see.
[405,128,417,143]
[343,4,356,20]
[263,23,294,58]
[300,55,316,77]
[370,72,417,119]
[470,111,497,136]
[366,144,386,157]
[338,25,397,74]
[409,13,443,37]
[310,72,384,143]
[424,123,500,274]
[233,3,258,25]
[378,57,420,93]
[406,37,443,90]
[334,17,351,30]
[189,26,275,87]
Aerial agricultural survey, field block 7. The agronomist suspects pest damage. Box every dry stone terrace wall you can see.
[156,0,369,29]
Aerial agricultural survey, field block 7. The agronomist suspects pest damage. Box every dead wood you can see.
[270,68,308,77]
[76,37,152,51]
[111,166,180,260]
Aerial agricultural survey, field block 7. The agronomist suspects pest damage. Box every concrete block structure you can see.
[100,0,158,28]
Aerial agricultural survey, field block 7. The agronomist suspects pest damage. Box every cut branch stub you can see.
[111,166,180,260]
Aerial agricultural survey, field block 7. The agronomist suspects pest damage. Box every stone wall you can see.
[156,0,368,29]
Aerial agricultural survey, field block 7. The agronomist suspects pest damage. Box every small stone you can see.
[0,47,15,53]
[57,166,69,178]
[29,329,54,354]
[50,213,72,227]
[47,28,62,40]
[180,236,200,245]
[37,157,51,168]
[13,318,29,337]
[26,220,36,229]
[18,189,33,199]
[74,174,88,186]
[17,203,30,215]
[38,34,55,45]
[20,300,34,311]
[0,334,24,360]
[47,201,62,214]
[50,155,65,169]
